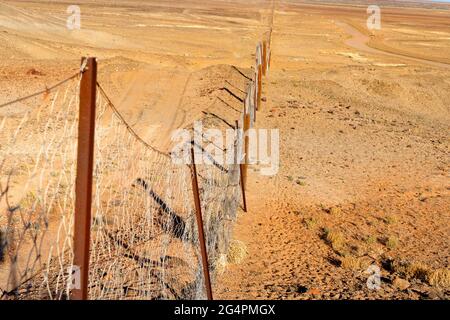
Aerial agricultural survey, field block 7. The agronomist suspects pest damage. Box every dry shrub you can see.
[391,260,431,282]
[385,236,398,249]
[384,215,397,225]
[303,217,318,230]
[365,235,377,246]
[340,256,362,271]
[428,269,450,289]
[324,228,345,251]
[329,207,342,216]
[391,260,450,288]
[227,240,248,264]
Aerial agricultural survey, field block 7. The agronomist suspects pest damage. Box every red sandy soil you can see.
[0,0,449,299]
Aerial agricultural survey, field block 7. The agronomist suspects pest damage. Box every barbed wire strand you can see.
[96,82,170,158]
[0,73,80,109]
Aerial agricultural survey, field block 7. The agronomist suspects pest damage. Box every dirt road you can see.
[336,21,450,70]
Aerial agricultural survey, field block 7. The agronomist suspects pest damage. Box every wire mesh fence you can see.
[0,27,272,299]
[0,74,81,299]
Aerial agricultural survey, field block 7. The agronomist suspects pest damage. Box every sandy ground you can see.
[0,0,449,299]
[216,1,450,299]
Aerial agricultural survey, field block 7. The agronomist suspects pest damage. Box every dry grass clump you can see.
[329,207,342,216]
[321,206,342,216]
[383,215,397,225]
[365,235,377,246]
[303,217,319,230]
[385,236,398,249]
[340,255,366,271]
[428,269,450,289]
[391,260,431,282]
[214,241,249,274]
[227,240,248,264]
[390,259,450,288]
[323,228,345,251]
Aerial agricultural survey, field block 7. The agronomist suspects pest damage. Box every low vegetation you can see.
[227,240,248,264]
[428,269,450,289]
[323,228,345,252]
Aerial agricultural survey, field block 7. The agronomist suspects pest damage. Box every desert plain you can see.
[0,0,449,299]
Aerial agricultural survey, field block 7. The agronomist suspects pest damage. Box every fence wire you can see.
[0,69,245,300]
[0,76,81,299]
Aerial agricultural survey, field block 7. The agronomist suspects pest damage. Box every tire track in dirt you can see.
[336,21,450,70]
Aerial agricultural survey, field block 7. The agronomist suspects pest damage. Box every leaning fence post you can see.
[257,64,262,110]
[262,40,267,77]
[235,120,247,212]
[190,147,213,300]
[243,111,251,188]
[251,84,256,123]
[254,71,258,112]
[72,57,97,300]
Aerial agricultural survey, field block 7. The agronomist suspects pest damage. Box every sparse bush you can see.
[322,206,342,216]
[391,260,449,288]
[428,269,450,289]
[329,207,342,216]
[340,256,365,271]
[385,236,398,249]
[227,240,248,264]
[391,260,431,282]
[303,217,318,230]
[384,215,397,225]
[365,235,377,245]
[323,228,345,251]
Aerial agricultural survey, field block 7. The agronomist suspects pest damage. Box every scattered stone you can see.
[393,277,410,291]
[296,285,308,294]
[308,288,321,295]
[26,68,44,76]
[426,288,445,300]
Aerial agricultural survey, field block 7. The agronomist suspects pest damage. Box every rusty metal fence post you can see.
[262,40,267,76]
[257,64,262,110]
[250,84,256,123]
[243,111,251,187]
[235,120,247,212]
[254,70,259,111]
[72,57,97,300]
[190,147,213,300]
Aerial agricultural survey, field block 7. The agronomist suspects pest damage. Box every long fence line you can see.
[0,25,273,300]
